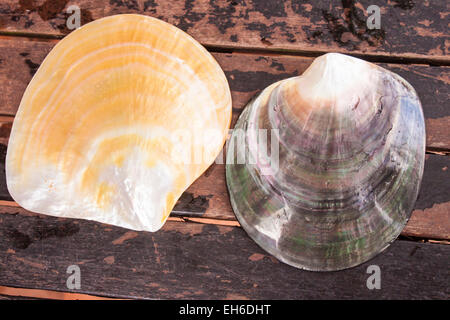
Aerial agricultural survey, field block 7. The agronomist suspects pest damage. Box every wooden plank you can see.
[0,0,448,62]
[402,154,450,240]
[383,64,450,151]
[0,211,448,299]
[0,38,448,148]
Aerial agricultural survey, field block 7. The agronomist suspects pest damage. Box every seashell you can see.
[226,53,425,271]
[6,14,232,232]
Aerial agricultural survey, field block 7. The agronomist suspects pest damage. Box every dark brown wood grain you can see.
[0,0,448,63]
[402,154,450,240]
[0,210,448,299]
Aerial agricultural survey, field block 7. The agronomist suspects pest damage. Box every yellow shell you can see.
[6,14,232,231]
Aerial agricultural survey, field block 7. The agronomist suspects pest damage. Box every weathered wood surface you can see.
[0,38,448,148]
[0,210,448,299]
[401,154,450,240]
[0,0,447,302]
[0,0,448,63]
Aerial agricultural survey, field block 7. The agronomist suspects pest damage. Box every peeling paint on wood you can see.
[0,0,448,62]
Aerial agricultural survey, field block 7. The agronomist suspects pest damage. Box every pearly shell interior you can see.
[226,53,425,271]
[6,14,232,232]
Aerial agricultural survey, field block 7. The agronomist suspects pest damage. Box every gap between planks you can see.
[203,43,450,67]
[1,200,449,244]
[0,200,241,227]
[0,31,448,67]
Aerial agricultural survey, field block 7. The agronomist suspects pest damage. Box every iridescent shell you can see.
[226,53,425,271]
[6,14,232,232]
